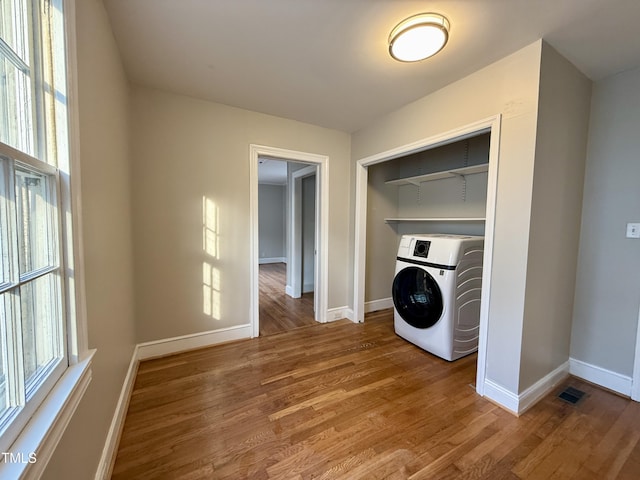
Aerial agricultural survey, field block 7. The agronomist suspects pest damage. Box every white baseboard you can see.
[259,257,286,264]
[96,324,253,478]
[94,347,139,480]
[137,324,252,360]
[344,308,354,322]
[569,357,632,397]
[483,379,519,414]
[326,306,354,323]
[518,361,569,414]
[285,285,294,297]
[485,358,634,415]
[484,361,569,415]
[365,297,393,313]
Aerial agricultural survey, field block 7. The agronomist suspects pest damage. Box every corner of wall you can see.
[519,40,592,393]
[570,66,640,381]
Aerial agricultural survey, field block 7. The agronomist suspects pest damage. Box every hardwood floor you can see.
[112,309,640,479]
[259,263,316,336]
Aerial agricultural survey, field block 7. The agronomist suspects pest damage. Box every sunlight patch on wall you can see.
[203,261,221,320]
[203,196,219,259]
[202,196,221,319]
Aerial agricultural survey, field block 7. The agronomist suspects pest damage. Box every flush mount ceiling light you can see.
[388,13,450,62]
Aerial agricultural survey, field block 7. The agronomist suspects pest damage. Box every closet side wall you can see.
[519,42,592,392]
[365,161,399,304]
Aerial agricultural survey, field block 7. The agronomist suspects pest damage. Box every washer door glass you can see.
[392,266,444,329]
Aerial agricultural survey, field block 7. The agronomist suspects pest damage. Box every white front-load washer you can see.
[392,234,484,361]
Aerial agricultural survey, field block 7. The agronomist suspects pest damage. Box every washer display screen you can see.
[413,240,430,258]
[392,266,443,329]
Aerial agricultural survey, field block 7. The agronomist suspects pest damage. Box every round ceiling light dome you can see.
[388,13,450,62]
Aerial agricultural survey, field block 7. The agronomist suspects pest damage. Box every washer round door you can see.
[392,266,444,329]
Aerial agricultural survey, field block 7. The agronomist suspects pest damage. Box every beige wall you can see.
[130,87,351,341]
[519,43,592,391]
[571,66,640,376]
[352,41,543,393]
[42,0,136,478]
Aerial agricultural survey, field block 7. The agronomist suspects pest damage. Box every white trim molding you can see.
[484,361,569,416]
[326,306,354,323]
[570,357,633,397]
[474,116,502,397]
[94,347,140,480]
[62,0,90,362]
[289,164,318,301]
[483,379,519,415]
[365,297,394,313]
[352,158,368,325]
[137,324,252,361]
[0,351,95,480]
[518,361,569,414]
[258,257,286,265]
[250,144,330,336]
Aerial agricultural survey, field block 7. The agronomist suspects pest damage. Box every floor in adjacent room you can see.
[259,262,316,336]
[111,309,640,479]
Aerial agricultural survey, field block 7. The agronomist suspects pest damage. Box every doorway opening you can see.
[352,115,502,397]
[249,145,329,338]
[257,158,318,336]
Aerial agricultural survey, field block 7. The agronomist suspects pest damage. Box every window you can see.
[0,0,82,460]
[0,155,65,452]
[0,0,35,156]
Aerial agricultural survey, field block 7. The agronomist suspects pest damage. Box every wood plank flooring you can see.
[112,309,640,479]
[259,263,315,336]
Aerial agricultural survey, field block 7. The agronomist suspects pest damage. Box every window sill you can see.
[0,349,96,480]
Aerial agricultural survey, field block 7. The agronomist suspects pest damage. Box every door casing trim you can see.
[352,115,502,398]
[250,145,329,337]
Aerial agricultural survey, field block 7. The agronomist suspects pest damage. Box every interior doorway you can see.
[249,145,329,338]
[256,158,318,336]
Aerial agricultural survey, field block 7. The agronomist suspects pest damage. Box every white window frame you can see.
[0,148,68,454]
[0,0,91,478]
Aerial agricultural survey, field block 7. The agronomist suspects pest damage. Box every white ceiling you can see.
[104,0,640,133]
[258,158,287,185]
